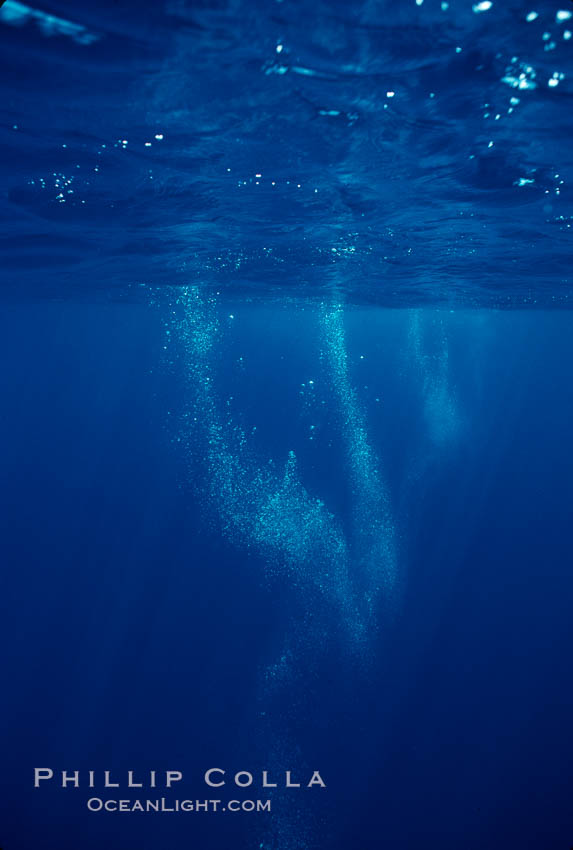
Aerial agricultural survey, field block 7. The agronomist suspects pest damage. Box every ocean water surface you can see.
[1,1,573,849]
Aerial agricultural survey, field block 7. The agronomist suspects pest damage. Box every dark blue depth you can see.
[1,2,573,849]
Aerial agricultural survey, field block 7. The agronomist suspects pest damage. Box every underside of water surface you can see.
[1,2,573,850]
[1,0,573,305]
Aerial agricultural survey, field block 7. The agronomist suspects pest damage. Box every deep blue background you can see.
[1,304,572,848]
[2,0,573,846]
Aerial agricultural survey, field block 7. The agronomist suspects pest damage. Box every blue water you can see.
[1,2,573,849]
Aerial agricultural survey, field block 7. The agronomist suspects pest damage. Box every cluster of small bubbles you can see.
[543,33,557,52]
[502,59,537,90]
[230,171,316,194]
[28,171,78,203]
[546,173,565,196]
[264,649,293,691]
[551,214,573,229]
[482,102,503,121]
[548,71,566,87]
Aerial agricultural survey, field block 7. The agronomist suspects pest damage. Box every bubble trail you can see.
[320,305,399,627]
[175,287,402,849]
[176,286,361,637]
[407,308,461,449]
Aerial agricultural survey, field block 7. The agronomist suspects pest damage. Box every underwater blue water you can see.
[1,2,573,849]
